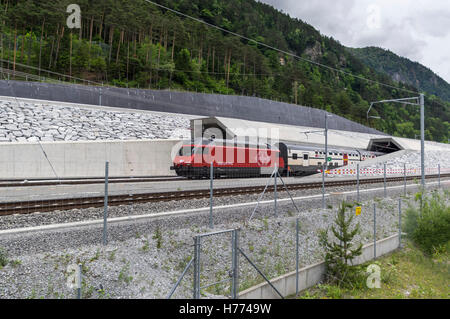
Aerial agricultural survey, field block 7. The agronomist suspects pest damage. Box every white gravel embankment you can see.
[363,150,450,171]
[0,183,448,299]
[0,99,191,142]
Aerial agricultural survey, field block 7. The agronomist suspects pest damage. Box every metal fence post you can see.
[438,164,441,188]
[383,163,387,198]
[373,203,376,259]
[231,229,240,299]
[404,163,407,196]
[398,198,402,249]
[322,164,325,210]
[77,263,82,299]
[295,218,299,296]
[103,161,109,246]
[356,163,360,203]
[274,164,277,216]
[193,236,201,299]
[231,230,236,299]
[209,161,213,229]
[99,87,102,106]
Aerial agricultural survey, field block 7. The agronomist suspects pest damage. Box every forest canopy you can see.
[0,0,448,142]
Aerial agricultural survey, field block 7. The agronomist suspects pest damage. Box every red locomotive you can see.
[171,139,283,178]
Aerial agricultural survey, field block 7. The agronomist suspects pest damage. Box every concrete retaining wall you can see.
[238,234,400,299]
[0,139,182,179]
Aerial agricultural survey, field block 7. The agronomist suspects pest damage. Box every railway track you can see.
[0,176,185,188]
[0,174,447,216]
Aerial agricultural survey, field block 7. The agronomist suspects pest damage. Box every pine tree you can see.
[319,201,363,287]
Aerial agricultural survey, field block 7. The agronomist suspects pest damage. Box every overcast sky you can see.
[259,0,450,83]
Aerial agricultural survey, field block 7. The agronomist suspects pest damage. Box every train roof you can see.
[180,139,384,154]
[278,142,383,154]
[181,138,273,149]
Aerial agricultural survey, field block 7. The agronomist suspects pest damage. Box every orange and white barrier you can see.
[317,166,450,177]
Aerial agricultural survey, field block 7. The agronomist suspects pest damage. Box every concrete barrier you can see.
[0,139,182,179]
[238,234,400,299]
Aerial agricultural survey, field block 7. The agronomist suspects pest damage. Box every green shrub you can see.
[404,191,450,255]
[0,248,8,268]
[153,227,163,249]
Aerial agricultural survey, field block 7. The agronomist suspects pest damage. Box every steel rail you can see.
[0,176,185,187]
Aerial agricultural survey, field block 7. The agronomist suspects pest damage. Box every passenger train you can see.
[170,139,384,178]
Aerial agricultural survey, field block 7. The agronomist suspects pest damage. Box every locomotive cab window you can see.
[179,146,193,156]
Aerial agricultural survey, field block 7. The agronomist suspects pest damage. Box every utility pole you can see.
[420,93,425,188]
[325,113,328,172]
[368,95,425,187]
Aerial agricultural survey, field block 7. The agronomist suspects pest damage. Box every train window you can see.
[334,152,338,155]
[179,146,193,156]
[318,162,322,166]
[292,153,298,160]
[339,153,342,156]
[303,154,308,160]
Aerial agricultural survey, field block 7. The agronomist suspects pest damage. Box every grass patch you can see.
[0,248,9,268]
[118,263,133,284]
[108,249,117,261]
[296,240,449,299]
[153,226,163,249]
[140,238,150,252]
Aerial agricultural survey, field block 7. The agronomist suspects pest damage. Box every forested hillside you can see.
[348,46,450,103]
[0,0,448,142]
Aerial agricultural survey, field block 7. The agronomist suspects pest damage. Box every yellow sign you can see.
[355,206,361,216]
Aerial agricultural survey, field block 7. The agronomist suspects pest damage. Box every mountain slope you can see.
[348,46,450,102]
[0,0,448,142]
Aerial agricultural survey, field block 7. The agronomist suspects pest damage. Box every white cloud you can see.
[259,0,450,83]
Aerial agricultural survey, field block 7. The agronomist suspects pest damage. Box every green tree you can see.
[319,201,363,287]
